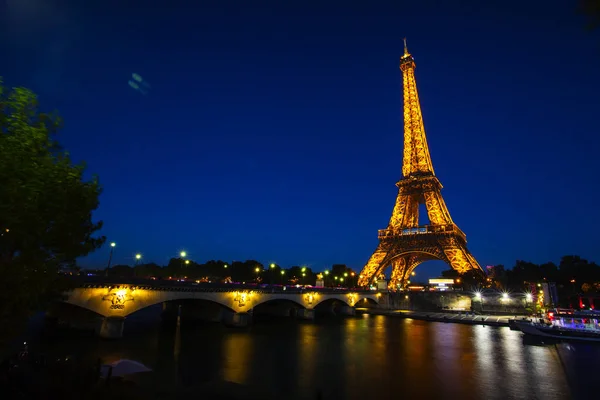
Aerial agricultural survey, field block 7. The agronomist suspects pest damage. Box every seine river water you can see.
[26,307,600,400]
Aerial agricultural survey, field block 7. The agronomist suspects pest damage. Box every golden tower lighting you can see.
[358,39,482,288]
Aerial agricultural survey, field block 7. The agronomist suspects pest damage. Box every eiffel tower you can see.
[357,40,483,289]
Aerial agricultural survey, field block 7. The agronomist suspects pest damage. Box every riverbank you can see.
[357,308,523,327]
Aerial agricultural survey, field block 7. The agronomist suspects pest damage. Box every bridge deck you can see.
[72,277,374,295]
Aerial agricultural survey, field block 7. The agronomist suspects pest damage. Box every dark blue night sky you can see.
[1,0,599,278]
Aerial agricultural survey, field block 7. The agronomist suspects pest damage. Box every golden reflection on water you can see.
[297,322,318,389]
[402,318,432,384]
[370,315,388,364]
[342,315,368,390]
[221,333,253,384]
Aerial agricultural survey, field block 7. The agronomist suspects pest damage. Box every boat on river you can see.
[515,309,600,342]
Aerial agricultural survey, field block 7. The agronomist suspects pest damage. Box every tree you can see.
[580,0,600,31]
[0,79,105,350]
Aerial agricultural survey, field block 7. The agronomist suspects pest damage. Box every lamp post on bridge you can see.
[105,242,116,277]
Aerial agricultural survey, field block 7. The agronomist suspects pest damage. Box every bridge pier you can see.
[296,309,315,320]
[99,316,125,339]
[223,312,251,328]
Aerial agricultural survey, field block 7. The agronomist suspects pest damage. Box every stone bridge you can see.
[60,280,381,338]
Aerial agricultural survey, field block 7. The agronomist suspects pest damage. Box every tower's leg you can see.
[443,245,482,274]
[388,257,407,290]
[358,247,387,286]
[423,191,454,226]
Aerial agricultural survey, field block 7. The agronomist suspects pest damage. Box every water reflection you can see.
[297,323,318,393]
[35,313,588,399]
[221,332,253,384]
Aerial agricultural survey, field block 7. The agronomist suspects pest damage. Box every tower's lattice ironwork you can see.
[358,40,483,289]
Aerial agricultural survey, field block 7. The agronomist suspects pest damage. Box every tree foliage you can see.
[580,0,600,31]
[0,78,105,348]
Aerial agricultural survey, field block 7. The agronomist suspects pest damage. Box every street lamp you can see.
[255,267,261,283]
[105,242,116,276]
[280,269,285,284]
[179,251,187,272]
[525,292,533,309]
[269,263,276,285]
[134,253,142,277]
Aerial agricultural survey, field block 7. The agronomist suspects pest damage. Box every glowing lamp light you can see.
[135,254,142,260]
[180,251,187,258]
[324,270,329,275]
[110,242,116,247]
[270,263,276,269]
[525,293,533,302]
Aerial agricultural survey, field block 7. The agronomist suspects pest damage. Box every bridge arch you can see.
[313,297,350,308]
[252,297,306,310]
[49,301,106,321]
[64,287,244,317]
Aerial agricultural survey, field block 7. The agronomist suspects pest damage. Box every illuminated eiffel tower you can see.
[358,40,483,289]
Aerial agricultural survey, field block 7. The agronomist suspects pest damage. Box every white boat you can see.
[515,309,600,343]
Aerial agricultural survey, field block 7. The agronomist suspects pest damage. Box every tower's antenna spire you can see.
[403,37,409,55]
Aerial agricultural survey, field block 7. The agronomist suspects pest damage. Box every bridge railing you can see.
[69,276,377,294]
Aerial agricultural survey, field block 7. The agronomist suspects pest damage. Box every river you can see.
[24,307,599,399]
